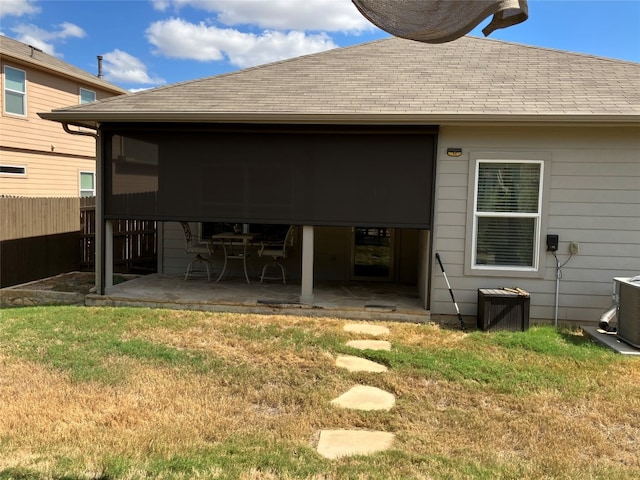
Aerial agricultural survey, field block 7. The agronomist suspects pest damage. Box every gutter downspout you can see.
[62,123,108,295]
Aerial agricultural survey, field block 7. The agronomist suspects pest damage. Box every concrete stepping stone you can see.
[344,323,390,336]
[346,339,391,351]
[335,355,388,373]
[330,385,395,411]
[317,429,395,459]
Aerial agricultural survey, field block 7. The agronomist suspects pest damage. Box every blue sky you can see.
[1,0,639,91]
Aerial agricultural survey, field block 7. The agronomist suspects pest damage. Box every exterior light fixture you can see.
[447,148,462,157]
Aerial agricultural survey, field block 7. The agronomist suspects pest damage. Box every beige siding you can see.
[0,58,120,196]
[431,125,640,325]
[0,149,95,197]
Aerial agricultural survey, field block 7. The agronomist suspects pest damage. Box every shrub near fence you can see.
[0,196,80,288]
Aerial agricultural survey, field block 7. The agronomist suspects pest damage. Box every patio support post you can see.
[94,129,105,295]
[300,225,314,304]
[105,219,114,289]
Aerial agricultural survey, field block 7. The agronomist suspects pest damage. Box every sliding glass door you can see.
[351,227,394,281]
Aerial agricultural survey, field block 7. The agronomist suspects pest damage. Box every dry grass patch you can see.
[0,306,639,479]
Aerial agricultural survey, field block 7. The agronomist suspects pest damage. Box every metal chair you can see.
[258,225,295,284]
[180,221,214,281]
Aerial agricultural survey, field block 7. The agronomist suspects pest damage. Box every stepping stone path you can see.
[330,385,395,411]
[343,323,390,336]
[346,339,391,351]
[316,429,395,460]
[316,323,397,459]
[335,355,388,373]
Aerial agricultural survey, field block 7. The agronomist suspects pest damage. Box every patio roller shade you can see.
[104,124,436,228]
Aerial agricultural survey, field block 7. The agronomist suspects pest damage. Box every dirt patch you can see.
[16,272,132,295]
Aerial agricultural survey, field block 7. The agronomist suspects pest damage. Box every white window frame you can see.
[3,65,27,116]
[471,159,544,272]
[0,164,27,176]
[79,87,96,104]
[79,171,96,197]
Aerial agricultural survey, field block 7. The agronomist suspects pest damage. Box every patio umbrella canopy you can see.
[352,0,529,43]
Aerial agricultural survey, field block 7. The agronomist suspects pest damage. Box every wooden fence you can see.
[0,196,80,241]
[0,196,157,288]
[80,197,157,274]
[1,196,80,287]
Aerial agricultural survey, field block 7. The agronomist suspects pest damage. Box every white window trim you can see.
[3,65,27,117]
[471,159,544,272]
[79,87,96,104]
[0,164,27,176]
[79,170,96,196]
[464,151,551,279]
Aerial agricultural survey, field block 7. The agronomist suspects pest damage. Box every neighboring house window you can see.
[80,88,96,104]
[472,160,543,271]
[0,164,26,175]
[80,171,95,196]
[4,66,26,116]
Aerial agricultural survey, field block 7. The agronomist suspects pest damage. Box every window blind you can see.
[474,161,542,268]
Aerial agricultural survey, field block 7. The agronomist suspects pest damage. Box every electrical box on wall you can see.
[546,234,559,252]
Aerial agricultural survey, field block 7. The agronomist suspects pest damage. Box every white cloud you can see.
[146,17,337,68]
[102,49,166,85]
[0,0,40,18]
[57,21,85,38]
[230,30,337,68]
[146,19,226,62]
[11,22,86,56]
[150,0,372,32]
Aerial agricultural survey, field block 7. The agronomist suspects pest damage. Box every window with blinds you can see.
[473,160,543,270]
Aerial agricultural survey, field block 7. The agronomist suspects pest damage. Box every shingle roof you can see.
[0,35,127,94]
[40,36,639,127]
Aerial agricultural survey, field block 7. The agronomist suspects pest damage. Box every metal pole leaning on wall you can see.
[435,252,467,331]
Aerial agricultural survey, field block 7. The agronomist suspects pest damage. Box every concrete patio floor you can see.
[87,273,429,323]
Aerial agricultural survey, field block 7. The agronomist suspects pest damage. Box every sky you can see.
[1,0,639,92]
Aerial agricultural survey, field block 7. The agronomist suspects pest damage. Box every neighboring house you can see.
[0,35,126,197]
[40,37,640,326]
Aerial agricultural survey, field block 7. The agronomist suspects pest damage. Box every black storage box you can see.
[477,288,530,332]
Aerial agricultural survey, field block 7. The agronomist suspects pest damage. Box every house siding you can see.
[431,125,640,326]
[0,57,119,196]
[161,222,189,275]
[0,149,95,197]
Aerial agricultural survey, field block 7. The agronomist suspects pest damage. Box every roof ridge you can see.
[468,35,640,65]
[83,36,395,103]
[41,34,639,127]
[79,35,638,107]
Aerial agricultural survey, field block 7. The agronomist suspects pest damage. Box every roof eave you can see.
[1,52,128,95]
[38,111,640,129]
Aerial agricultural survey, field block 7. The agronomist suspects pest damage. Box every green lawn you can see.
[0,306,638,479]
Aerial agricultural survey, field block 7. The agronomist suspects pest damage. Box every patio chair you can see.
[180,221,214,281]
[258,225,295,284]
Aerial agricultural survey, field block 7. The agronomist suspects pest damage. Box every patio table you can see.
[211,232,256,283]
